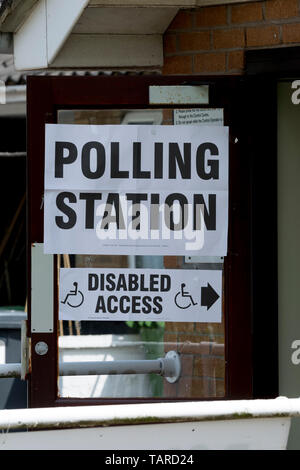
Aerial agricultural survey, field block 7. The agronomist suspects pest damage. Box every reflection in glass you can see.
[57,108,225,400]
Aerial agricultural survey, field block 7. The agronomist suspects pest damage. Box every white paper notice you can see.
[174,108,224,126]
[44,124,228,256]
[59,268,223,323]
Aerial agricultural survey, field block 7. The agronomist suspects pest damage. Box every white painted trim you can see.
[52,34,163,68]
[89,1,198,5]
[89,1,259,6]
[46,0,89,64]
[13,0,89,70]
[0,397,298,431]
[0,417,290,450]
[195,0,262,5]
[11,0,257,70]
[14,0,47,70]
[72,6,179,35]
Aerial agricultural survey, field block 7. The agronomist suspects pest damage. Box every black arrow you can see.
[201,283,219,310]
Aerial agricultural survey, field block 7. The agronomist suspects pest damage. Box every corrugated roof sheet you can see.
[0,54,160,86]
[0,54,22,84]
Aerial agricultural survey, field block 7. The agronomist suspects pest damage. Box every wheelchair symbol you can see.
[61,282,84,308]
[174,283,197,309]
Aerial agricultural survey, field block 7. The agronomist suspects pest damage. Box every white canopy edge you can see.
[0,396,299,431]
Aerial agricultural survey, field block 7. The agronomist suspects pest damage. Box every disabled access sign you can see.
[59,268,222,323]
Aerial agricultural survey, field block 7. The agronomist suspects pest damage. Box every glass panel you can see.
[57,108,225,399]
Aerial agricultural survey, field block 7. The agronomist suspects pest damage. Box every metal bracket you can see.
[35,341,49,356]
[0,351,182,383]
[161,350,181,384]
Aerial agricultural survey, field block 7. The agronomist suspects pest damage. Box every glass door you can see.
[27,75,252,408]
[56,107,225,400]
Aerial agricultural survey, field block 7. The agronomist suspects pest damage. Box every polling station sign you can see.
[44,124,228,255]
[59,268,222,323]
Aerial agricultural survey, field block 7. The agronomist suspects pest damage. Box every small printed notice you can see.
[59,268,222,323]
[174,108,224,126]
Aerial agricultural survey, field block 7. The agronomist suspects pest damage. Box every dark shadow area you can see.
[0,117,26,307]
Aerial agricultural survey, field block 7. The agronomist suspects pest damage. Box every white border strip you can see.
[0,397,299,431]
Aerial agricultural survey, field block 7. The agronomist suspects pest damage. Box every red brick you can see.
[163,333,178,353]
[246,25,280,47]
[213,28,245,49]
[164,256,182,268]
[194,356,225,379]
[178,377,211,398]
[162,108,173,123]
[164,333,177,343]
[178,31,210,52]
[163,55,193,75]
[164,322,195,333]
[180,354,194,376]
[177,335,211,354]
[195,321,224,334]
[194,52,226,73]
[211,342,225,356]
[195,323,210,334]
[265,0,299,20]
[163,380,178,397]
[231,2,263,24]
[163,34,177,55]
[227,50,245,71]
[214,379,226,398]
[282,23,300,43]
[177,377,192,397]
[168,10,193,30]
[196,6,227,28]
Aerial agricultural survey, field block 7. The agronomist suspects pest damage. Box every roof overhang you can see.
[0,0,261,70]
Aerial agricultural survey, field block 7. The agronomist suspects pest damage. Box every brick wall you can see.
[163,0,300,75]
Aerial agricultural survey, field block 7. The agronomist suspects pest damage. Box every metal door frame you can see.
[26,74,277,408]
